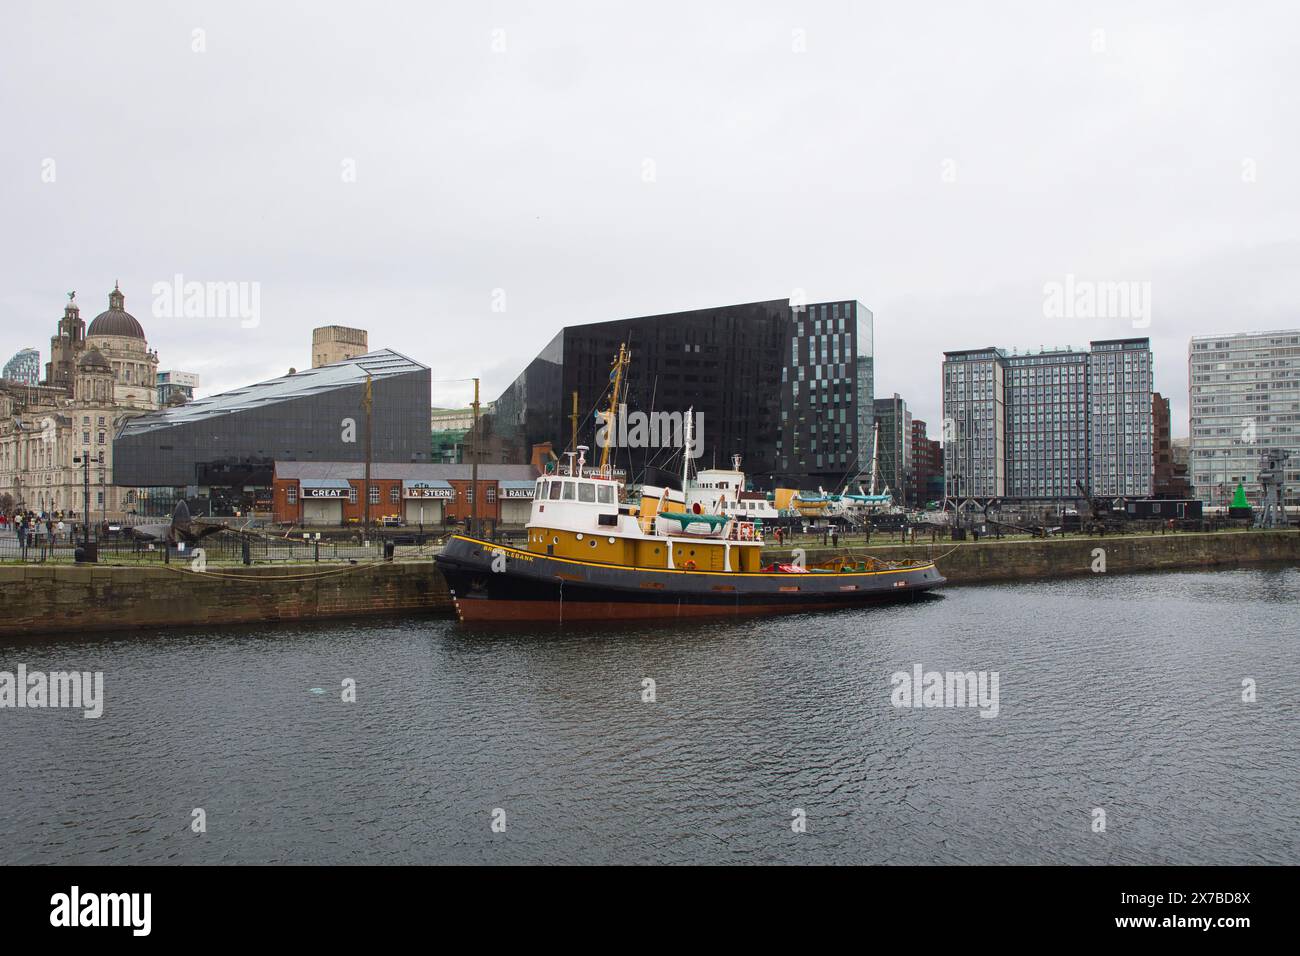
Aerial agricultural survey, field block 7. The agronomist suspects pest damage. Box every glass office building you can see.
[488,298,874,489]
[113,349,431,515]
[782,300,874,489]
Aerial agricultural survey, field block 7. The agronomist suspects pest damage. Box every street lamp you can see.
[72,451,92,548]
[1221,447,1231,509]
[71,452,103,548]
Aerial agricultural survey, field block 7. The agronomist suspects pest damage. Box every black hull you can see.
[434,535,945,622]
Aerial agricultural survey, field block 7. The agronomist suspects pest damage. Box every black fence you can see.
[0,530,431,565]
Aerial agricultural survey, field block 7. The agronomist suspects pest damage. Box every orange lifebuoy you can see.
[739,522,754,541]
[683,559,697,570]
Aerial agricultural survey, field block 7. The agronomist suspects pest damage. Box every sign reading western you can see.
[405,484,454,499]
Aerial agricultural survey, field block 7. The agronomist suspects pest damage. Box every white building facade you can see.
[1189,330,1300,506]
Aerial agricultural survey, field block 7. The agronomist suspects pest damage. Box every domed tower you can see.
[85,283,159,410]
[45,291,85,389]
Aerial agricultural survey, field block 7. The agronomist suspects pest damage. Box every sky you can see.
[4,0,1298,437]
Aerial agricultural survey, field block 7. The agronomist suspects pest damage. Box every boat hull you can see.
[434,535,945,623]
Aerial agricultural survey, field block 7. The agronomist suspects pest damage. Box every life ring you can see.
[739,522,754,541]
[683,559,697,571]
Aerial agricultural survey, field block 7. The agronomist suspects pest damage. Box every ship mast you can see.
[868,421,881,496]
[682,406,695,488]
[598,343,630,477]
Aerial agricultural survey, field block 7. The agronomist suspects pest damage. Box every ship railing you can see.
[724,519,761,542]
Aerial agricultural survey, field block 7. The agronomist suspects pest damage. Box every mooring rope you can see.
[151,561,377,582]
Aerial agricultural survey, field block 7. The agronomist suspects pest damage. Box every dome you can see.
[78,347,111,370]
[88,310,145,338]
[87,283,146,339]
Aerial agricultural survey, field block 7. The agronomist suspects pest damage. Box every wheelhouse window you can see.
[578,483,596,503]
[562,481,576,500]
[548,481,562,501]
[597,484,614,504]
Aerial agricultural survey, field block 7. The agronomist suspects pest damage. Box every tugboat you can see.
[434,346,945,622]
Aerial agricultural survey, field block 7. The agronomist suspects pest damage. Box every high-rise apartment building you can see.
[1088,339,1153,496]
[942,338,1153,500]
[1006,347,1090,499]
[941,347,1006,498]
[1189,330,1300,506]
[872,394,911,502]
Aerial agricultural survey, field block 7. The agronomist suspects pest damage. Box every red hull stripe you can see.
[452,597,918,622]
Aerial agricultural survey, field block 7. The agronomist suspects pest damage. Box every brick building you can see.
[272,461,540,527]
[910,418,943,506]
[1152,392,1193,498]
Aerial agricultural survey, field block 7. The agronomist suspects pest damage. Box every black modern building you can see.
[489,298,874,489]
[113,349,430,515]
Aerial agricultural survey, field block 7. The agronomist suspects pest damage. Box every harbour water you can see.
[1,568,1296,865]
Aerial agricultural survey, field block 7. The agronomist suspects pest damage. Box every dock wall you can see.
[0,561,451,638]
[773,529,1300,585]
[1,531,1295,638]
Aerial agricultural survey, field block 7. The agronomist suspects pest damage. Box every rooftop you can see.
[117,348,427,438]
[274,461,538,482]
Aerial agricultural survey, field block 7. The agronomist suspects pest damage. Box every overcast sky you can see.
[5,1,1298,436]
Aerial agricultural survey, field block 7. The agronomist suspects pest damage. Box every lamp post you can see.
[98,450,105,529]
[470,377,480,538]
[362,373,372,534]
[73,452,91,547]
[1222,447,1231,509]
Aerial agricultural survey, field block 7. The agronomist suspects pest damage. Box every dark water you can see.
[1,568,1297,865]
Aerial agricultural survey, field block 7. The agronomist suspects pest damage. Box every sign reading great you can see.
[302,487,348,499]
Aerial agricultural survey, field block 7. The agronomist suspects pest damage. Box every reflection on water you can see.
[1,568,1297,864]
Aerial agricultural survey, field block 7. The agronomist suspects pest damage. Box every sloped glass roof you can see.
[118,349,427,438]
